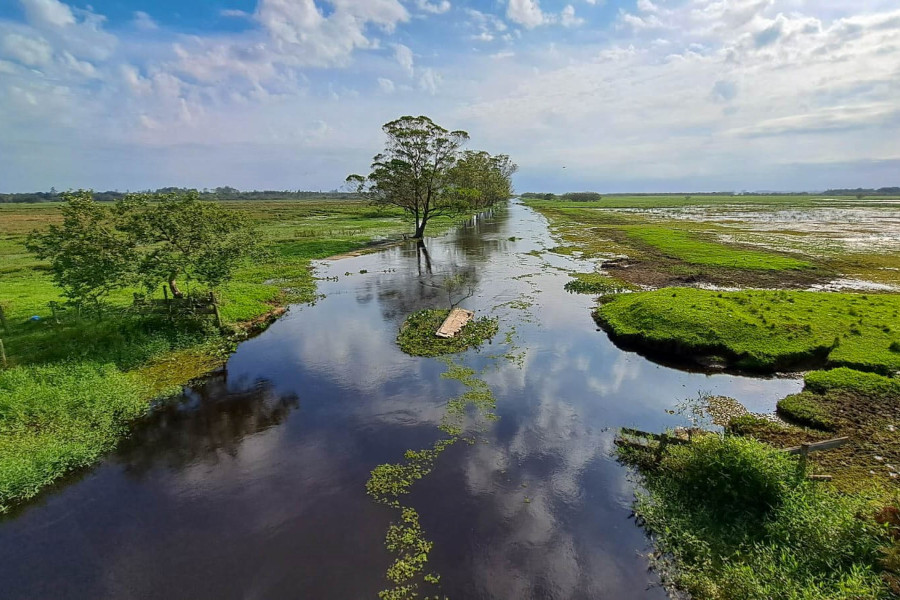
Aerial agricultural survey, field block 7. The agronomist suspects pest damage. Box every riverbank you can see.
[529,194,900,598]
[0,199,467,512]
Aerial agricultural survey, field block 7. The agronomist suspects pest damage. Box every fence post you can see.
[798,443,810,476]
[0,338,6,368]
[0,304,7,332]
[655,433,669,464]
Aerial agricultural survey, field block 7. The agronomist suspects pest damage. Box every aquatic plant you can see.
[366,356,500,599]
[397,309,498,357]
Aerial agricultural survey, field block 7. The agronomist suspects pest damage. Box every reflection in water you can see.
[116,373,299,477]
[0,201,804,599]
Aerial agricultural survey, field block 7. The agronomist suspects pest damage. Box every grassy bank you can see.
[620,434,893,599]
[0,198,463,512]
[596,288,900,373]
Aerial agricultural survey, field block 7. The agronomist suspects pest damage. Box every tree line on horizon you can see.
[0,188,360,203]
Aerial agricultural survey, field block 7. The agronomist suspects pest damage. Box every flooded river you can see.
[0,201,803,599]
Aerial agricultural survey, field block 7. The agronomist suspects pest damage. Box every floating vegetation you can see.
[397,309,499,357]
[366,355,501,599]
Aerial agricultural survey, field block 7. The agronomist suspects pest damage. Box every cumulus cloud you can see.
[1,0,899,192]
[507,0,547,29]
[0,32,53,66]
[415,0,451,15]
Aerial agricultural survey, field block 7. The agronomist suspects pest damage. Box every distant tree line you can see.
[821,187,900,196]
[0,188,360,203]
[523,188,900,199]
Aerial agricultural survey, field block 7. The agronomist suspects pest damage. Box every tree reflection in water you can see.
[114,372,299,477]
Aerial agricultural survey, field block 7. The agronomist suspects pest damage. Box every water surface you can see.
[0,201,802,599]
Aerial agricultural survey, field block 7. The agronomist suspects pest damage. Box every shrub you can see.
[662,434,798,520]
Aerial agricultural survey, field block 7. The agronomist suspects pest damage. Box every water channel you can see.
[0,201,803,599]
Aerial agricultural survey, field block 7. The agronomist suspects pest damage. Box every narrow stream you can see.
[0,201,803,599]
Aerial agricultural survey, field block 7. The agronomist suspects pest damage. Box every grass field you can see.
[0,198,455,511]
[596,289,900,373]
[526,195,900,288]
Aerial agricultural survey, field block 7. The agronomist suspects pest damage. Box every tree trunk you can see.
[413,217,427,239]
[169,276,183,298]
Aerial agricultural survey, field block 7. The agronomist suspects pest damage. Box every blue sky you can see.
[1,0,899,193]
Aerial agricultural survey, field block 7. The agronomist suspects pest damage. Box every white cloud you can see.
[132,11,158,31]
[377,76,395,93]
[507,0,547,29]
[415,0,451,15]
[1,0,899,192]
[419,67,440,94]
[220,9,250,18]
[560,5,584,27]
[0,32,53,66]
[394,42,414,75]
[21,0,76,28]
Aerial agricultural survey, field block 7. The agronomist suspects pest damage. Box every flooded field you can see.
[0,202,804,599]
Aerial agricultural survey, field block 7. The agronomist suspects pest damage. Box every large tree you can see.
[26,191,138,308]
[117,191,260,297]
[348,115,470,239]
[27,190,260,306]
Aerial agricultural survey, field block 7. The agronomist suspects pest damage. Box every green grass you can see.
[620,434,891,599]
[0,363,154,511]
[626,227,810,270]
[397,309,499,357]
[564,272,638,295]
[0,198,463,511]
[596,288,900,372]
[524,195,900,287]
[804,367,900,398]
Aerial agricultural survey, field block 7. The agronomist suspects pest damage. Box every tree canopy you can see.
[348,115,515,238]
[27,190,261,307]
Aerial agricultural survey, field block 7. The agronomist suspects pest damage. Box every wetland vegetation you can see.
[531,192,900,599]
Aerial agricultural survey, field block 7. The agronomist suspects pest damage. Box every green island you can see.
[397,309,499,357]
[528,192,900,599]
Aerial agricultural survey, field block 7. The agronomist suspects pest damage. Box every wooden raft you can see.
[436,308,474,339]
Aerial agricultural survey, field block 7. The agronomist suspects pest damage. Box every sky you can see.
[1,0,898,193]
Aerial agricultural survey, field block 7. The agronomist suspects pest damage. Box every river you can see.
[0,200,803,599]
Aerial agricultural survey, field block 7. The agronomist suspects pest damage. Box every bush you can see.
[623,434,889,599]
[662,434,799,520]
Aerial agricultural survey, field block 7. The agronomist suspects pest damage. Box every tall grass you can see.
[624,435,889,599]
[0,363,151,511]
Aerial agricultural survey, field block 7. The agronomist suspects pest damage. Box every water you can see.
[0,201,802,599]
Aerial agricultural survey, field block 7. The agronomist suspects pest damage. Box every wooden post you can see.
[655,433,669,464]
[210,292,223,330]
[0,338,6,368]
[798,443,810,476]
[0,304,7,332]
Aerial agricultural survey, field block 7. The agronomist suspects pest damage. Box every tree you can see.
[26,191,137,308]
[118,191,261,297]
[348,115,470,239]
[449,151,517,210]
